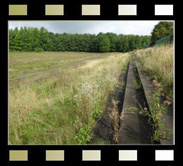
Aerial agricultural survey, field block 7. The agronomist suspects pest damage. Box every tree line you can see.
[9,27,151,52]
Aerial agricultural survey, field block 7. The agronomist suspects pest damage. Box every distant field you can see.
[9,52,130,145]
[9,52,115,79]
[9,52,122,89]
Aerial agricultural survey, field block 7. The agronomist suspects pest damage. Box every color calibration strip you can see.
[9,5,28,16]
[45,5,64,16]
[8,150,175,161]
[8,4,174,16]
[119,150,137,161]
[46,150,64,161]
[118,5,137,15]
[155,5,174,16]
[155,150,174,161]
[9,150,28,161]
[82,5,100,16]
[82,150,101,161]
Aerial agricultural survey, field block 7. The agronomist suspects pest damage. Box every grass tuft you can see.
[135,44,173,100]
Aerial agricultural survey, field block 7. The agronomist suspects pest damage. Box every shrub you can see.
[34,47,45,52]
[74,126,93,144]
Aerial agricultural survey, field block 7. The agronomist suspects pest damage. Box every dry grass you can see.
[135,44,174,100]
[9,52,113,79]
[111,100,120,144]
[9,52,130,145]
[80,59,102,69]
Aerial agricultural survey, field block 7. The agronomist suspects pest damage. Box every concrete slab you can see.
[118,60,152,144]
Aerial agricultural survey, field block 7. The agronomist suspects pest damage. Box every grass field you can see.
[9,52,130,145]
[9,52,114,79]
[134,44,174,100]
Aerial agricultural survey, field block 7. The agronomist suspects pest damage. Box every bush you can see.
[34,47,45,52]
[74,126,93,144]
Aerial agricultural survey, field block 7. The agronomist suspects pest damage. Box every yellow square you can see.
[9,150,28,161]
[9,5,27,16]
[46,150,65,161]
[82,5,100,15]
[45,5,64,15]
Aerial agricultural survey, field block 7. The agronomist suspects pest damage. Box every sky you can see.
[9,21,160,36]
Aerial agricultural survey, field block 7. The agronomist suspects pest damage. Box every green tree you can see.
[9,29,16,51]
[97,33,110,52]
[40,27,49,51]
[11,27,22,51]
[151,22,173,44]
[9,27,151,52]
[106,33,118,52]
[32,28,41,51]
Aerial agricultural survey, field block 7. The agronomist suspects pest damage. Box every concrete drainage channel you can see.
[90,58,173,145]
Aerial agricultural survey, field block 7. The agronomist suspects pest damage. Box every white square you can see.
[118,5,137,15]
[155,150,174,161]
[155,5,173,15]
[119,150,137,161]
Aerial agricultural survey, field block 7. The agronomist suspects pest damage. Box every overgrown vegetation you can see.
[9,53,130,145]
[74,126,93,144]
[133,78,142,90]
[144,89,167,143]
[135,44,173,100]
[111,100,120,144]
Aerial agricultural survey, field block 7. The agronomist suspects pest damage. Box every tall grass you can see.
[135,44,174,100]
[9,53,130,145]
